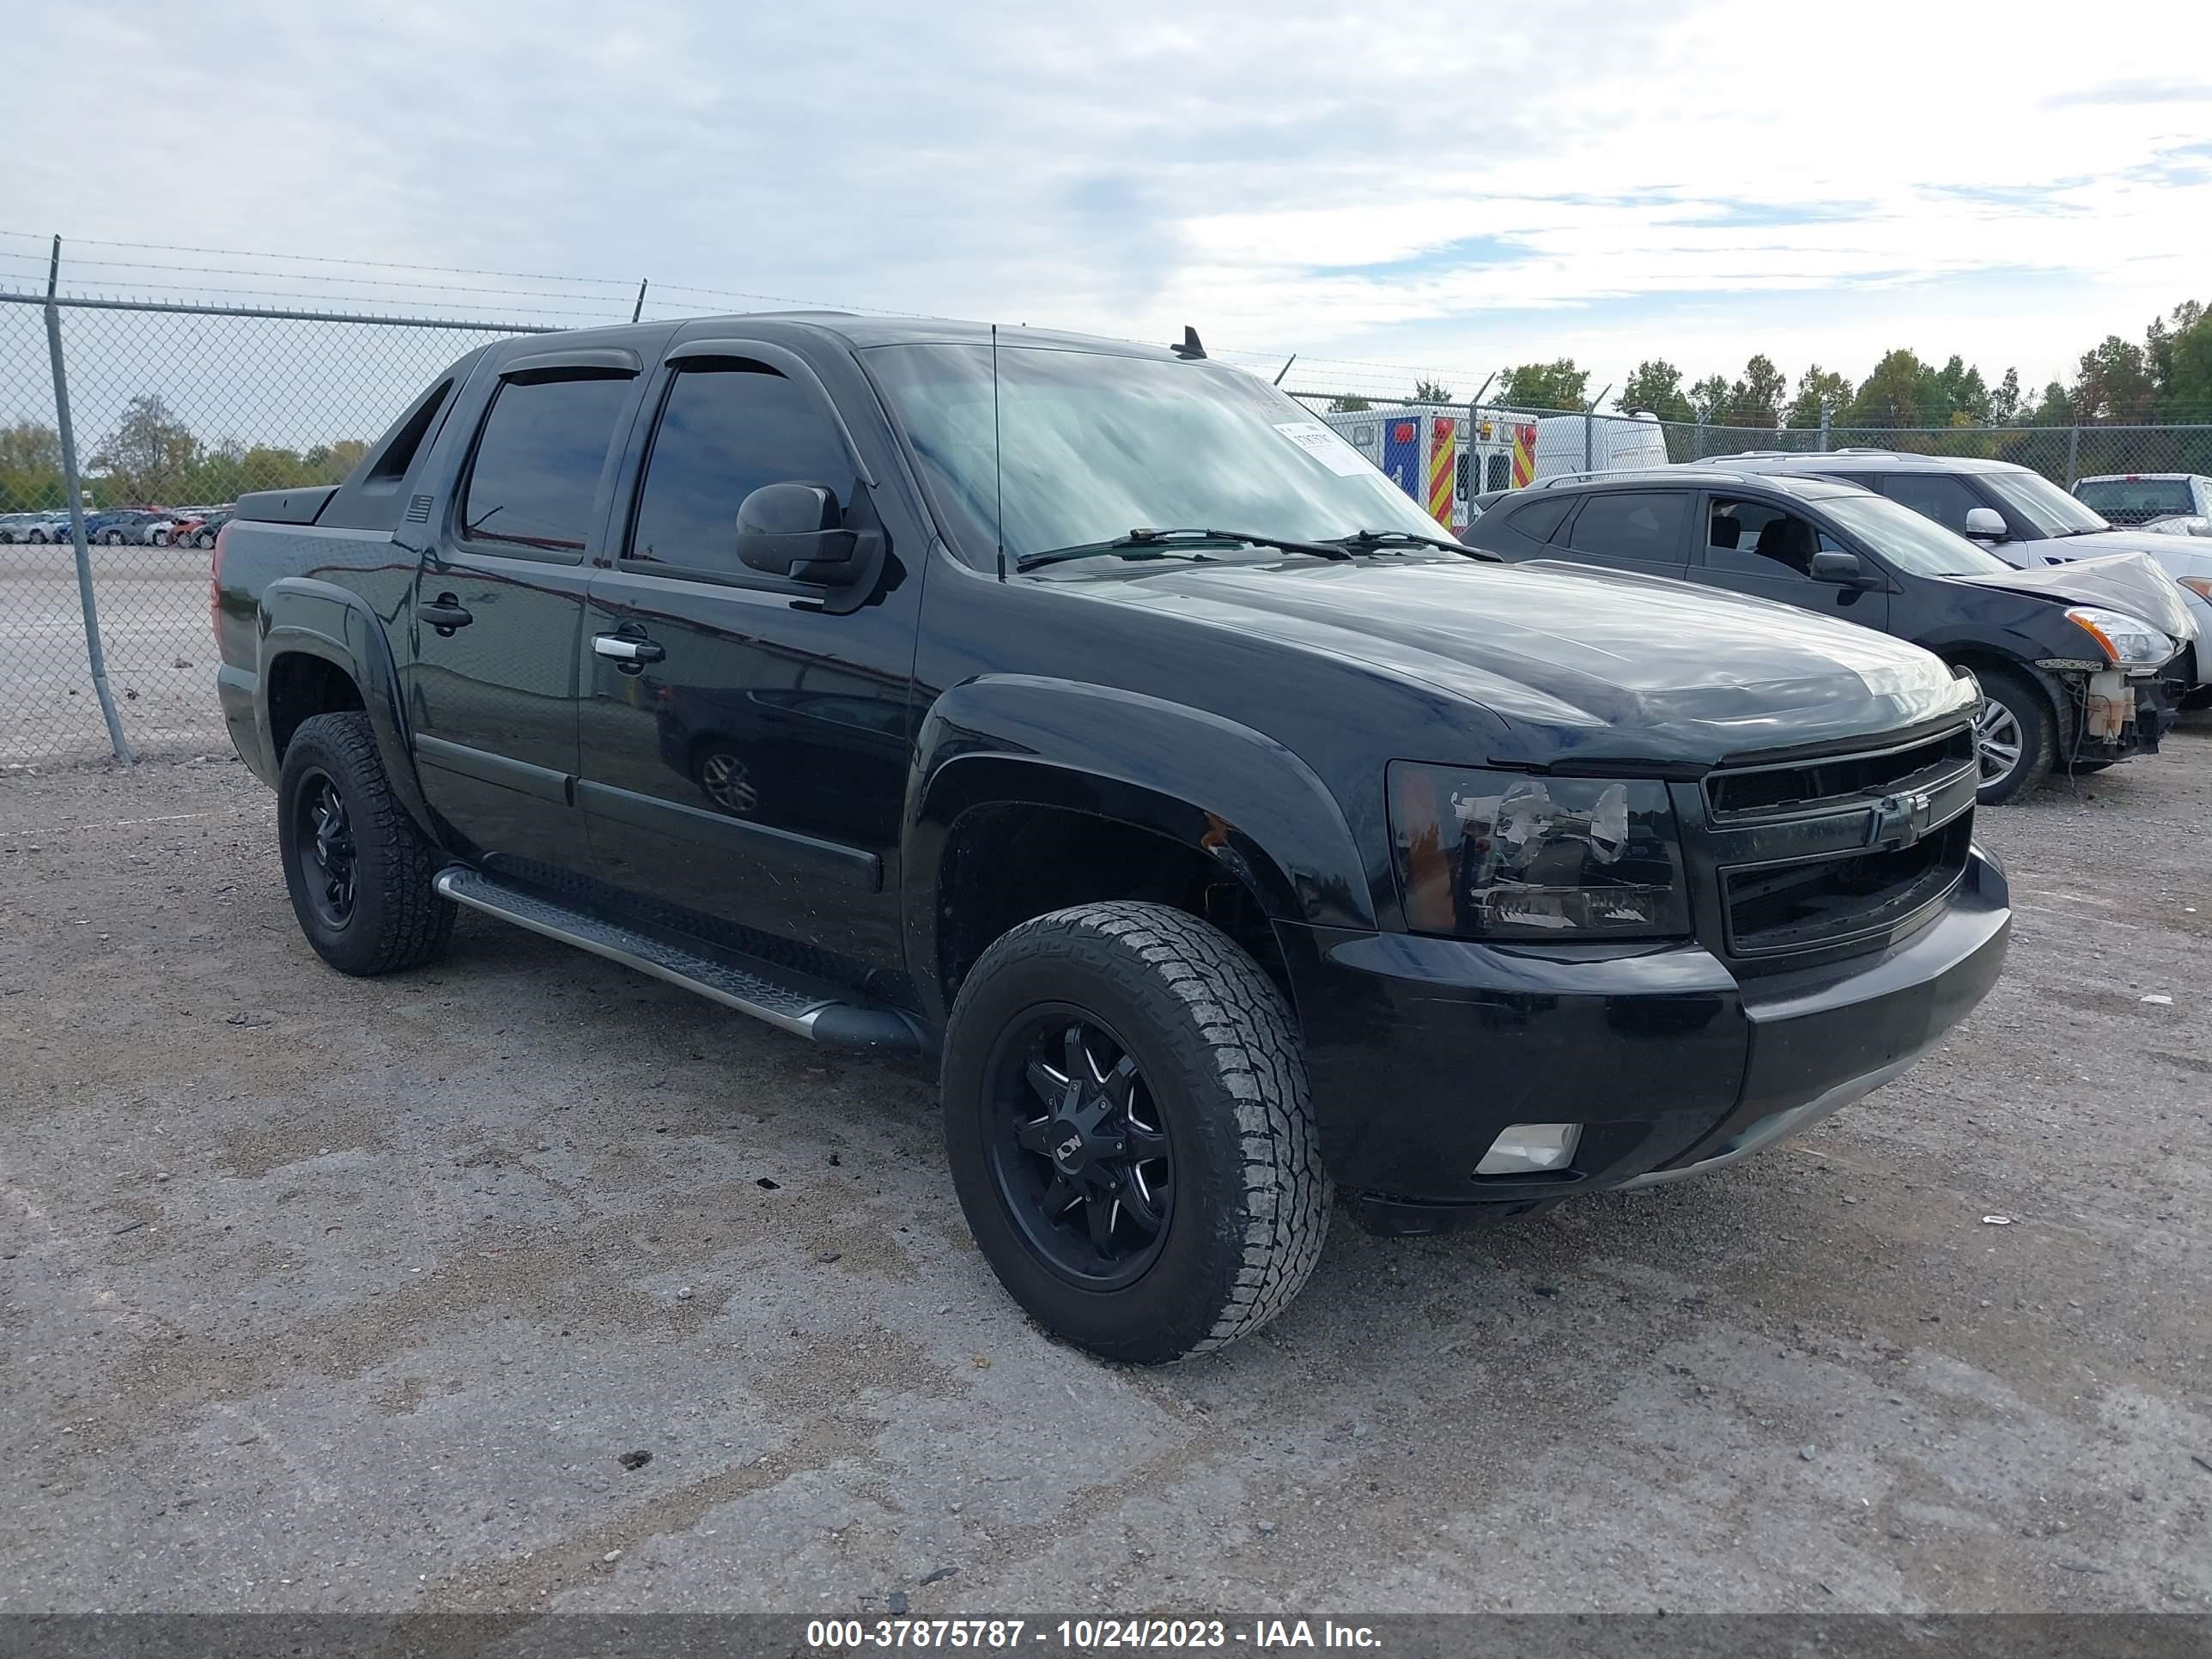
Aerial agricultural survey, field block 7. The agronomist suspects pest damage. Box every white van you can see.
[1531,410,1668,481]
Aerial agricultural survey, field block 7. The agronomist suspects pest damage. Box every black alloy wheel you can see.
[291,767,357,930]
[985,1009,1173,1289]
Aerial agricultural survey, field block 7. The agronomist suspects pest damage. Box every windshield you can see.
[864,343,1449,565]
[2073,477,2192,525]
[1976,468,2108,537]
[1820,493,2014,578]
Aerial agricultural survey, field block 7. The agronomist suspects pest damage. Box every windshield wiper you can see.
[1328,527,1504,562]
[1015,526,1351,573]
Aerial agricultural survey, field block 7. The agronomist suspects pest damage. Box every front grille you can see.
[1724,817,1971,957]
[1706,729,1972,817]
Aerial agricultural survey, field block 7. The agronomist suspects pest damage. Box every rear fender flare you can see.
[258,577,434,837]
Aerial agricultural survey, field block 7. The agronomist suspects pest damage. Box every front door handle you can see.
[419,594,474,635]
[592,633,665,666]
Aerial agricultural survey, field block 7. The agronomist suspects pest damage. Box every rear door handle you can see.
[419,594,473,634]
[592,634,665,665]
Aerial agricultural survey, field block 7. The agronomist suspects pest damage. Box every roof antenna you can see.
[992,323,1006,582]
[1172,325,1206,361]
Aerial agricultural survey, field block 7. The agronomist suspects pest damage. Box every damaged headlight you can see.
[1388,763,1690,940]
[2065,606,2173,672]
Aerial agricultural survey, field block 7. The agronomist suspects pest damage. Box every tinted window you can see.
[1878,473,1984,536]
[1707,497,1820,577]
[1486,453,1510,491]
[629,365,854,572]
[461,374,632,554]
[1504,495,1573,543]
[1820,495,2013,578]
[2072,478,2192,524]
[1565,492,1688,562]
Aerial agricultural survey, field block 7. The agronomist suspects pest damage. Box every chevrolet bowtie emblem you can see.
[1868,791,1934,849]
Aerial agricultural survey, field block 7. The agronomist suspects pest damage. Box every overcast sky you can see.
[9,0,2212,405]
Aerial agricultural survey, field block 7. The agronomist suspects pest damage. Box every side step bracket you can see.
[432,866,922,1055]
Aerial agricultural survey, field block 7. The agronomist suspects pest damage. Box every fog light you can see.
[1476,1122,1583,1175]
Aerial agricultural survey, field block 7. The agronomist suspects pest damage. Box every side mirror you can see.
[737,483,859,583]
[1810,550,1880,589]
[1962,506,2007,542]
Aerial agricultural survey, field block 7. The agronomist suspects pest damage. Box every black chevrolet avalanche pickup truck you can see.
[213,315,2010,1363]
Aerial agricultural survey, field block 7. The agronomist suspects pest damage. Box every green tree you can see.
[89,393,200,501]
[1722,354,1787,430]
[2072,335,2156,422]
[1617,360,1694,422]
[1498,359,1589,412]
[1842,349,1928,428]
[1989,368,2023,426]
[1411,378,1454,404]
[1687,374,1731,424]
[2151,301,2210,416]
[1784,366,1853,429]
[1327,394,1371,413]
[0,420,65,509]
[1923,355,1990,426]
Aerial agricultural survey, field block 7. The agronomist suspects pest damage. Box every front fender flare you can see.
[905,675,1376,1006]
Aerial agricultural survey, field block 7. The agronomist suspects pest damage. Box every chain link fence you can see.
[1,293,546,764]
[8,289,2212,768]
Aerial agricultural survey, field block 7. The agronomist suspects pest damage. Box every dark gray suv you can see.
[1462,467,2195,802]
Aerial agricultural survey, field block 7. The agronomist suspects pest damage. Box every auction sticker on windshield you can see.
[1272,421,1373,477]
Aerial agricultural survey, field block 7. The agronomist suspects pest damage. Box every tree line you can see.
[0,393,368,512]
[1325,297,2212,432]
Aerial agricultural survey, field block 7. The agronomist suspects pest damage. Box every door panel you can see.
[410,556,596,871]
[578,571,912,969]
[574,352,921,976]
[1690,495,1889,631]
[408,366,645,872]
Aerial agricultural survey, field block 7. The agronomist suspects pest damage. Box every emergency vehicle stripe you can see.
[1510,423,1536,488]
[1427,419,1455,526]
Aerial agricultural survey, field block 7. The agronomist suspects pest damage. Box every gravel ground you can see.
[2,722,2208,1617]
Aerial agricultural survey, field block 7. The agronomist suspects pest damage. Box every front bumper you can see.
[1280,848,2009,1226]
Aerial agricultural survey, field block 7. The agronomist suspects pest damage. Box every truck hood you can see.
[1065,556,1974,767]
[1951,551,2197,642]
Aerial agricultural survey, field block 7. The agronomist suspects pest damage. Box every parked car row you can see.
[1462,462,2201,803]
[0,504,234,547]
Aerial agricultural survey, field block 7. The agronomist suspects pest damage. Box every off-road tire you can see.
[942,902,1330,1364]
[1973,667,2056,805]
[277,712,454,975]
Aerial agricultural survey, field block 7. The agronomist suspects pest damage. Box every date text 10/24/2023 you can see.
[805,1619,1383,1650]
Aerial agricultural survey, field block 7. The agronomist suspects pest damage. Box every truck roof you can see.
[518,312,1195,363]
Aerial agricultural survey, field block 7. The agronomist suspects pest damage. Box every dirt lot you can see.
[2,724,2208,1617]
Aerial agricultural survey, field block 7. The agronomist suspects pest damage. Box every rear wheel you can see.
[1972,667,2056,805]
[103,530,125,546]
[942,902,1330,1364]
[194,529,216,550]
[278,712,454,975]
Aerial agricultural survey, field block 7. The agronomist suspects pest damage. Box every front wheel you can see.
[151,529,171,546]
[942,902,1330,1364]
[102,530,125,546]
[1972,668,2056,805]
[277,712,454,975]
[194,530,216,550]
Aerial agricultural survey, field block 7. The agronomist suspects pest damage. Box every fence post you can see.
[1583,408,1594,473]
[42,236,133,765]
[2063,423,2081,487]
[1819,402,1832,453]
